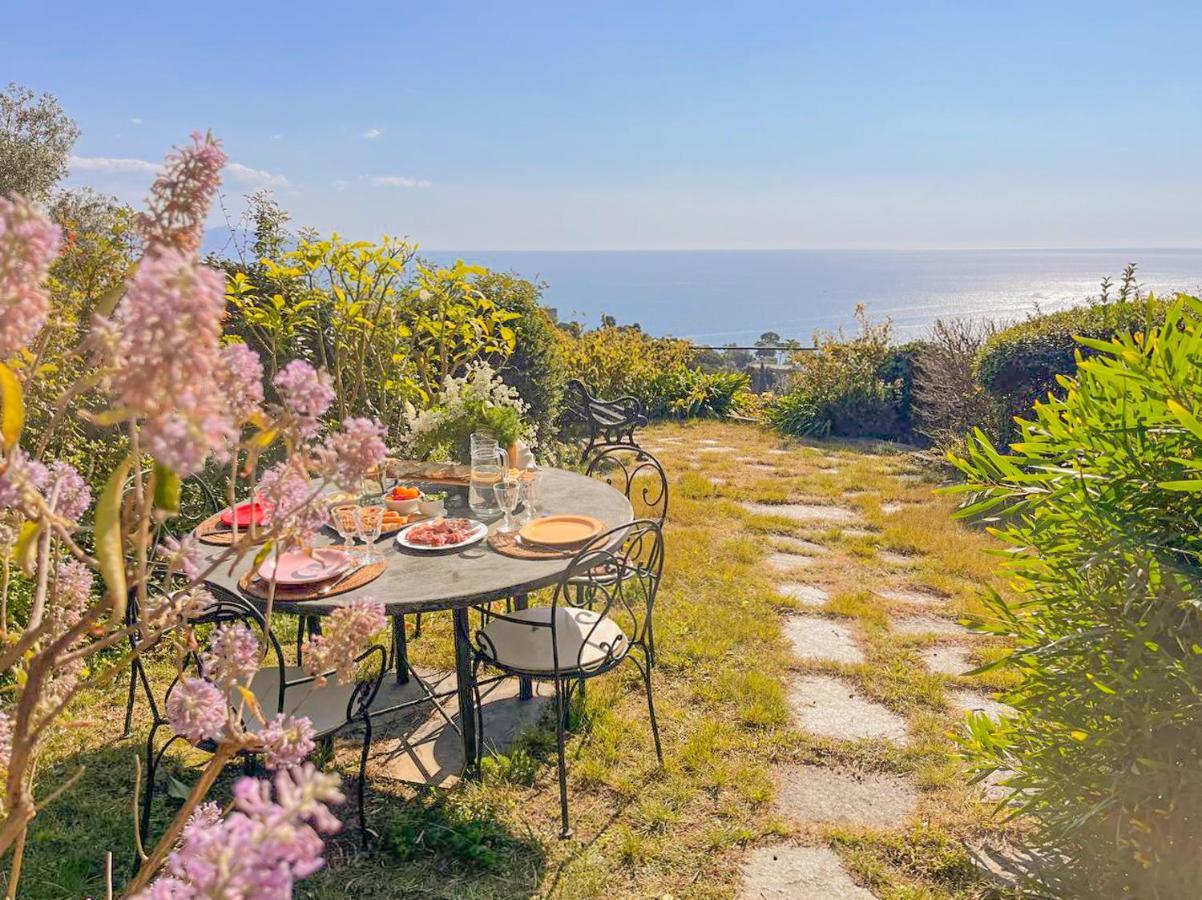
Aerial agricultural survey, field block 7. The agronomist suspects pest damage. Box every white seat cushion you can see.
[479,607,628,674]
[233,666,361,737]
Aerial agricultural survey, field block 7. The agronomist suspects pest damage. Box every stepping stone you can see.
[881,502,905,514]
[840,527,877,539]
[778,583,829,607]
[875,587,942,606]
[699,439,720,445]
[783,616,864,664]
[643,445,667,453]
[816,466,839,473]
[660,438,683,444]
[700,445,736,454]
[768,449,788,455]
[766,552,813,572]
[789,675,909,743]
[774,765,917,827]
[710,477,727,486]
[738,845,874,900]
[876,550,915,566]
[978,767,1022,804]
[950,690,1015,723]
[736,456,758,462]
[747,464,778,473]
[741,502,861,524]
[893,616,969,637]
[773,536,828,554]
[920,644,972,676]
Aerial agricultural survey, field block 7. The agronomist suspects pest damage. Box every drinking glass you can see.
[330,503,358,550]
[494,479,522,534]
[355,498,385,563]
[518,467,541,524]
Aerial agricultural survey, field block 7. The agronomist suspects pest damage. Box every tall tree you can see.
[0,83,80,202]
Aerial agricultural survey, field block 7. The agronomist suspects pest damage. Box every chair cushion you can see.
[232,666,360,738]
[479,607,628,674]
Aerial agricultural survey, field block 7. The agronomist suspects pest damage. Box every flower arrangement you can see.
[0,132,387,896]
[400,361,529,461]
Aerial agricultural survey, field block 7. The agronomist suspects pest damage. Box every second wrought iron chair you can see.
[468,519,665,838]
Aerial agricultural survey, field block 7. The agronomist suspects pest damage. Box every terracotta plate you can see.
[519,515,605,548]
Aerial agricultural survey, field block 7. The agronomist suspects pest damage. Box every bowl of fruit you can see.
[385,484,422,514]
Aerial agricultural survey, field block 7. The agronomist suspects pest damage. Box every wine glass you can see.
[519,467,541,523]
[494,479,522,534]
[355,497,385,563]
[330,503,358,550]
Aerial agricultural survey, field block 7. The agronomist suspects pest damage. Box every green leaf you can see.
[14,521,40,576]
[0,361,24,450]
[153,462,181,515]
[166,775,193,800]
[1158,480,1202,491]
[96,455,134,621]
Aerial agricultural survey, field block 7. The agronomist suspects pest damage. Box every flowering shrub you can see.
[0,132,387,896]
[400,361,530,461]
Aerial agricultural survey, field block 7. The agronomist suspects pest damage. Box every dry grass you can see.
[19,422,1023,898]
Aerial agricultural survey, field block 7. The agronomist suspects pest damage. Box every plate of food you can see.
[395,517,487,551]
[330,505,416,538]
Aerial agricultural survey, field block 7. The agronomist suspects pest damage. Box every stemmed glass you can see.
[494,479,522,534]
[355,496,385,563]
[519,467,541,524]
[330,503,359,551]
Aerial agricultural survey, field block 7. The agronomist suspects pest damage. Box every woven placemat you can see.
[238,559,387,601]
[195,513,268,546]
[488,530,578,560]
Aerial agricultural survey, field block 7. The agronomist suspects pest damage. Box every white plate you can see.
[395,519,488,551]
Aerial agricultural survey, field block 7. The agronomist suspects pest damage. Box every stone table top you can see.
[201,467,634,616]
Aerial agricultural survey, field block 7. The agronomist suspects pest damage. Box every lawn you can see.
[21,421,1024,898]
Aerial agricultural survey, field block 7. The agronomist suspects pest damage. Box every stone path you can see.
[735,441,998,898]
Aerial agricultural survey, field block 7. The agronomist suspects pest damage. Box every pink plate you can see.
[257,548,352,585]
[220,501,267,528]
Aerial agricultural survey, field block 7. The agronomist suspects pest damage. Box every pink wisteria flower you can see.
[273,360,335,437]
[314,417,387,491]
[157,533,204,581]
[219,342,266,423]
[135,764,344,900]
[107,247,236,475]
[53,559,93,627]
[0,448,49,513]
[166,677,228,744]
[138,131,228,256]
[259,714,316,771]
[302,597,386,685]
[143,586,215,631]
[200,622,260,691]
[0,194,61,358]
[0,709,12,777]
[47,461,91,522]
[256,459,328,542]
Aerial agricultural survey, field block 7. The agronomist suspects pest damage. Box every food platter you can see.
[395,517,488,551]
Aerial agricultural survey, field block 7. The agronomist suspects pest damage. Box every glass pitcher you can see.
[468,433,510,516]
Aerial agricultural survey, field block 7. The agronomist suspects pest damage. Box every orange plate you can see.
[519,515,605,548]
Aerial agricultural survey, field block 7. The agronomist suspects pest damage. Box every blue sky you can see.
[5,1,1201,249]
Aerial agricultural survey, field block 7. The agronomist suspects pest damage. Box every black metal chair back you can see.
[561,378,648,461]
[584,447,669,525]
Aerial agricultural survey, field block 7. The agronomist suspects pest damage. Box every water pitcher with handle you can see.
[468,432,511,516]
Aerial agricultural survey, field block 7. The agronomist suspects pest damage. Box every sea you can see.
[422,248,1202,345]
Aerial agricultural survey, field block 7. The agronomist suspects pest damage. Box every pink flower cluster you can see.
[47,461,90,522]
[256,459,328,543]
[157,533,204,581]
[314,417,387,491]
[302,597,386,685]
[273,360,334,437]
[135,764,343,900]
[53,559,93,629]
[259,714,316,770]
[166,677,228,745]
[138,131,228,256]
[143,586,215,631]
[219,342,266,424]
[0,194,61,358]
[108,248,236,475]
[0,449,48,514]
[200,622,261,690]
[0,709,12,776]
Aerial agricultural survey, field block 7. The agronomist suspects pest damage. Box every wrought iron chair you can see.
[584,446,668,526]
[469,520,664,838]
[562,379,648,463]
[139,587,386,848]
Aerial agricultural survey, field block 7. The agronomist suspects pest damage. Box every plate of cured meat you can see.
[395,517,488,551]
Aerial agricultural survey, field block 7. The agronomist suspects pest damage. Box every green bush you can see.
[975,295,1168,424]
[769,306,910,440]
[655,369,749,419]
[949,293,1202,895]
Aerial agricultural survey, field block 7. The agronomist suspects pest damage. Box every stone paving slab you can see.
[875,550,915,566]
[783,616,865,664]
[766,552,814,572]
[775,764,917,827]
[700,445,737,454]
[920,644,972,675]
[875,587,942,606]
[741,502,861,524]
[739,845,874,899]
[778,582,830,606]
[767,449,789,455]
[893,615,969,637]
[949,690,1015,723]
[772,536,828,554]
[789,675,909,743]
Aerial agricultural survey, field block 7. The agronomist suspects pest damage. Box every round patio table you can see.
[200,467,633,774]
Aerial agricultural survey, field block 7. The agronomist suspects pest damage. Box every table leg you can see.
[452,606,479,777]
[512,594,533,701]
[392,615,409,685]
